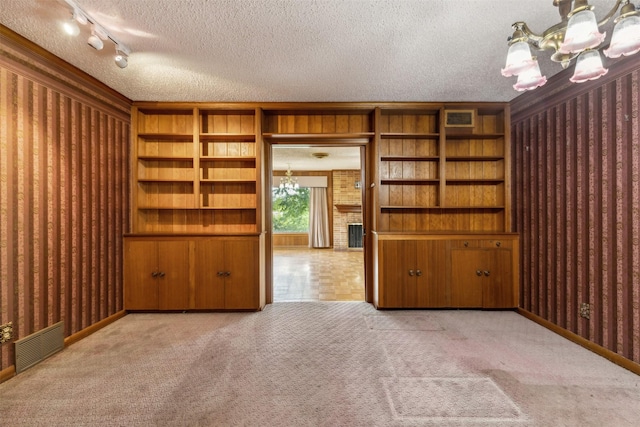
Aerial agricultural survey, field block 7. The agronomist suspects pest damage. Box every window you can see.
[272,187,310,232]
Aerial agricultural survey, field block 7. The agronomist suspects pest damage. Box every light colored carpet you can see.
[1,302,639,426]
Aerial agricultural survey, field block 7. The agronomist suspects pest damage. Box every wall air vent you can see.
[444,110,475,127]
[14,321,64,373]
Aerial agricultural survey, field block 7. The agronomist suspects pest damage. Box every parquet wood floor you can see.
[273,247,365,302]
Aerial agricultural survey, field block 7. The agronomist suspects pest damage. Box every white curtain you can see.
[309,187,330,248]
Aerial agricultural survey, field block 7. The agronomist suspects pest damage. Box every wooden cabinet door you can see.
[450,247,515,308]
[415,240,448,307]
[378,240,417,308]
[124,240,160,310]
[224,239,259,309]
[450,249,484,307]
[157,241,191,310]
[194,239,225,309]
[482,249,514,308]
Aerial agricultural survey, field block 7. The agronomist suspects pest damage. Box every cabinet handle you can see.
[476,270,483,276]
[416,270,422,276]
[496,241,501,247]
[151,271,158,278]
[158,271,165,278]
[484,270,490,277]
[225,271,231,277]
[408,270,415,277]
[464,241,469,247]
[217,271,225,277]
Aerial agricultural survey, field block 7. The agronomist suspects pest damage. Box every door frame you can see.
[263,138,374,304]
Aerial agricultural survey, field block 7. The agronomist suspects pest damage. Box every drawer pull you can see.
[496,241,501,247]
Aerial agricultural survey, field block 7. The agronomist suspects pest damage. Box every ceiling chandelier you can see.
[279,165,299,190]
[502,0,640,91]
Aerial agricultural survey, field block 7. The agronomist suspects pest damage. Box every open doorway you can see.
[269,145,365,302]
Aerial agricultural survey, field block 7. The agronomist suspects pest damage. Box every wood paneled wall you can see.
[511,59,640,364]
[0,27,131,372]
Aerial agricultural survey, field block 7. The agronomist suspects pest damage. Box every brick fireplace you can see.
[332,170,362,250]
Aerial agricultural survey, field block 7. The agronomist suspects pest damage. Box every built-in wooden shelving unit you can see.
[131,106,261,234]
[128,102,514,311]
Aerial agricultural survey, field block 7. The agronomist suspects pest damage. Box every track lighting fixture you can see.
[87,25,108,50]
[62,0,131,69]
[62,12,80,36]
[114,45,129,69]
[87,33,103,50]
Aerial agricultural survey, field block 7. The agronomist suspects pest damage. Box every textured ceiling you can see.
[0,0,623,104]
[0,1,626,170]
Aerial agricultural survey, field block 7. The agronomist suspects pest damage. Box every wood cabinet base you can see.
[124,234,265,311]
[374,233,519,309]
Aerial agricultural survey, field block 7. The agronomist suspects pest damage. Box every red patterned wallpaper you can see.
[512,59,640,364]
[0,28,130,372]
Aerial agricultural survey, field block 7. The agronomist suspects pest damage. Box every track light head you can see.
[114,45,129,68]
[87,25,107,50]
[63,20,80,36]
[88,34,103,50]
[64,7,88,36]
[114,54,128,68]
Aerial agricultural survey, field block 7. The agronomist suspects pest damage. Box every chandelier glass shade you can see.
[570,49,609,82]
[604,14,640,57]
[559,9,606,53]
[501,41,537,76]
[502,0,640,91]
[514,61,548,91]
[279,165,299,190]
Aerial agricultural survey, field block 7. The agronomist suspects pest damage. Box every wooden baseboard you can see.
[0,365,16,384]
[517,308,640,376]
[64,310,127,347]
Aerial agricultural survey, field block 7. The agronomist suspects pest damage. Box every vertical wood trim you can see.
[439,108,446,207]
[193,108,200,209]
[130,107,139,233]
[503,104,512,231]
[255,107,263,234]
[372,107,381,232]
